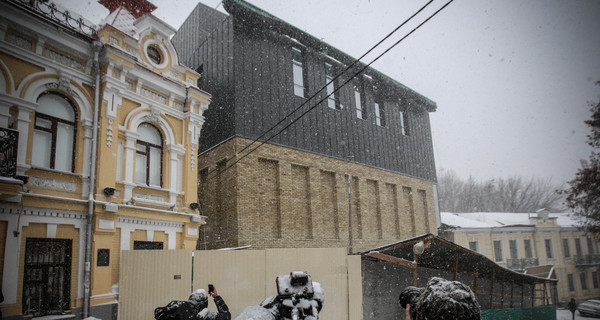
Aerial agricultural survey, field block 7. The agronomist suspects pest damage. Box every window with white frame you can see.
[493,240,503,262]
[325,63,340,109]
[563,238,571,258]
[568,274,575,292]
[524,239,533,258]
[32,92,76,172]
[587,237,595,254]
[292,47,306,97]
[373,86,385,126]
[575,238,583,257]
[545,239,554,259]
[353,78,366,119]
[399,99,409,135]
[468,241,478,252]
[509,239,518,260]
[581,272,589,290]
[135,123,163,187]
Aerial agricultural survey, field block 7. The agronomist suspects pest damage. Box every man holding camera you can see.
[188,285,231,320]
[399,277,481,320]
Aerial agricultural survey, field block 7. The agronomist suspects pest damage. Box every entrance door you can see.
[22,238,72,316]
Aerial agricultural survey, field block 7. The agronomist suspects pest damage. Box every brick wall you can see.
[197,137,437,252]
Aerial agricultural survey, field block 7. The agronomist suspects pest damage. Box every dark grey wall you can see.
[174,4,437,182]
[361,258,535,320]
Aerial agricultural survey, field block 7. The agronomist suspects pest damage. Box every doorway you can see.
[22,238,72,316]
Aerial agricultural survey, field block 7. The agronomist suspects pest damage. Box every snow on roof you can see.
[440,212,497,228]
[101,6,138,38]
[441,211,581,229]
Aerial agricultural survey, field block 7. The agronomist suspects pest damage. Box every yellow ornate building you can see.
[0,0,210,318]
[441,210,600,304]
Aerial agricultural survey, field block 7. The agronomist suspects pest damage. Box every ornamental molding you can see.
[28,176,77,192]
[106,118,114,147]
[141,109,161,124]
[0,206,86,220]
[117,216,183,229]
[44,74,79,98]
[134,192,165,203]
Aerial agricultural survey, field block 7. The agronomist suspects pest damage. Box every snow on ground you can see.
[557,307,599,320]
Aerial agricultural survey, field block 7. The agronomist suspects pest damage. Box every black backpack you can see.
[155,300,199,320]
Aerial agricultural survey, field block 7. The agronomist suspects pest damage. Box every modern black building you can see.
[173,0,439,251]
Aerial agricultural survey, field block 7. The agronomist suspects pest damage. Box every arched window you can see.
[32,92,76,172]
[135,123,163,187]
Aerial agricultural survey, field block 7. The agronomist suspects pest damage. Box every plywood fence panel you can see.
[119,250,193,320]
[193,250,267,317]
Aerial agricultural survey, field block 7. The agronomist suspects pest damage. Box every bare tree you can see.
[437,169,564,212]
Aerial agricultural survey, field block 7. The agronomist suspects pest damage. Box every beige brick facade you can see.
[198,137,438,252]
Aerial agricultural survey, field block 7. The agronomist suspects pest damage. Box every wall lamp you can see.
[190,202,200,210]
[103,187,116,196]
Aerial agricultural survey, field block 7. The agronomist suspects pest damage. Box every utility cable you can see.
[202,0,454,181]
[231,0,436,160]
[199,0,436,182]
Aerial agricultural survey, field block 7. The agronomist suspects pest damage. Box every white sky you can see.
[56,0,600,184]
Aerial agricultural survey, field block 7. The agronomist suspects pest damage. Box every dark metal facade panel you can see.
[174,3,437,182]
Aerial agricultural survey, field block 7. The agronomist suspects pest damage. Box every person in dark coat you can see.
[400,277,481,320]
[155,287,231,320]
[188,287,231,320]
[568,298,577,320]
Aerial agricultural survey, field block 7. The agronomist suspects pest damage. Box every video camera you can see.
[276,271,314,299]
[399,286,423,309]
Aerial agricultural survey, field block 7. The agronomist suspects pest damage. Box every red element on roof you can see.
[99,0,157,19]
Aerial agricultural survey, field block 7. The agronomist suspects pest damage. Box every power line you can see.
[230,0,436,160]
[202,0,454,182]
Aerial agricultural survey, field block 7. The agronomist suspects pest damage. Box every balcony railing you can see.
[506,258,539,271]
[575,254,600,266]
[0,128,18,178]
[9,0,97,37]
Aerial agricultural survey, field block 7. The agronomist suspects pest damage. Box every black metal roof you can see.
[360,233,557,285]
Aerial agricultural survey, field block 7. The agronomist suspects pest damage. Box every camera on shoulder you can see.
[276,271,314,299]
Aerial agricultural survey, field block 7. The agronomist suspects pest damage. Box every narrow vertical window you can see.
[581,272,589,290]
[373,86,385,126]
[292,47,306,97]
[135,123,163,187]
[575,238,583,257]
[524,239,533,258]
[568,274,575,292]
[493,240,503,262]
[509,239,518,260]
[33,92,76,172]
[353,78,366,119]
[399,99,409,135]
[593,271,599,289]
[545,239,554,259]
[587,237,595,254]
[563,238,571,258]
[325,63,340,109]
[468,241,478,252]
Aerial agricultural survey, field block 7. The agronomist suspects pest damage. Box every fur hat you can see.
[188,289,209,310]
[412,277,481,320]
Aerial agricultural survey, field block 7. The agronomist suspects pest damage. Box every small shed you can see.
[359,234,558,320]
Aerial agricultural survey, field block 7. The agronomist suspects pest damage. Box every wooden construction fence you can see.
[119,248,362,320]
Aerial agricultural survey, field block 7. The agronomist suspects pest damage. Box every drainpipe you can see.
[84,40,103,318]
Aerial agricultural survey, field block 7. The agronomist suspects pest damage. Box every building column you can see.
[15,103,35,175]
[123,135,137,201]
